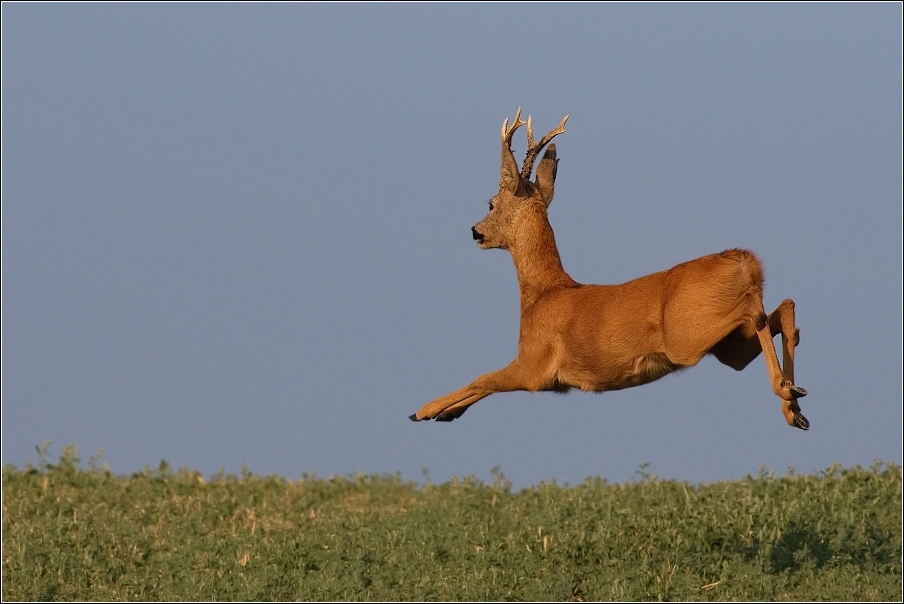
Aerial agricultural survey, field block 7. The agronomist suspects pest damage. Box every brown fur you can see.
[411,111,809,429]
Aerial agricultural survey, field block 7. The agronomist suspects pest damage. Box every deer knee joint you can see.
[775,298,796,318]
[753,311,768,331]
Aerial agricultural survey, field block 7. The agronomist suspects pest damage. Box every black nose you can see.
[472,226,484,242]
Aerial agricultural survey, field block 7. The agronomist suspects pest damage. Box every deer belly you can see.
[574,352,681,392]
[626,352,681,386]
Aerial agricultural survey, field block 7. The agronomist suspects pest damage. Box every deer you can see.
[410,109,809,430]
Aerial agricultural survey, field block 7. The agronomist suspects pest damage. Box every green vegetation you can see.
[2,446,901,601]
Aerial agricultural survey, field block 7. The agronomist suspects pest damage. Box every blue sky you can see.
[2,4,901,487]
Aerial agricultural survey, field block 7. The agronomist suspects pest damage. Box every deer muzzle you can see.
[472,225,484,243]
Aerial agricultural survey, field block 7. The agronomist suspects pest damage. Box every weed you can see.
[2,450,900,601]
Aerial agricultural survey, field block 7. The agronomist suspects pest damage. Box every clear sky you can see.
[3,4,901,488]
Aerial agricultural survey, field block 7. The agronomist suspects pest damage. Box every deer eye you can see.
[488,201,495,211]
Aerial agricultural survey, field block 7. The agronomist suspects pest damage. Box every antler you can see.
[501,107,527,150]
[500,108,528,192]
[520,114,569,180]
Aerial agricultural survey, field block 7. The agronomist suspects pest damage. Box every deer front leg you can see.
[410,362,526,422]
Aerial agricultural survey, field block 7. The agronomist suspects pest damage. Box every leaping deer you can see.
[410,109,809,429]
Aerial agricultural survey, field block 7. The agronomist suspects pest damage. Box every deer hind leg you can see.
[771,299,808,430]
[410,362,525,422]
[711,299,808,430]
[753,299,809,430]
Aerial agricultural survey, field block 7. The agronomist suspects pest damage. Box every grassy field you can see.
[2,447,901,601]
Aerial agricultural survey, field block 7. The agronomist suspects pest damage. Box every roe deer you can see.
[410,109,809,429]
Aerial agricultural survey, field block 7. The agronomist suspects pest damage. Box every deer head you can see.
[472,108,569,250]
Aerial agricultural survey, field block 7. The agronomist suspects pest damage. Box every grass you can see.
[2,446,901,601]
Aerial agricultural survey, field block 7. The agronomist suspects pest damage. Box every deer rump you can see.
[410,110,808,430]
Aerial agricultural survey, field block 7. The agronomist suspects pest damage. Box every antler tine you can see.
[520,114,570,179]
[501,107,526,148]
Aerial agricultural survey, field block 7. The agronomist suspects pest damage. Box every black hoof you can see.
[435,415,454,422]
[409,414,420,422]
[793,412,810,431]
[790,384,808,398]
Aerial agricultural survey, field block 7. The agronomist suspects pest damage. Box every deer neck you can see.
[509,206,575,309]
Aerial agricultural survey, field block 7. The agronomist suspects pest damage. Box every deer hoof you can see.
[789,384,808,398]
[435,414,455,422]
[409,414,421,422]
[793,411,810,431]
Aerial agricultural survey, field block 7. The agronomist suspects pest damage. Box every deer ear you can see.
[500,147,522,193]
[534,144,559,206]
